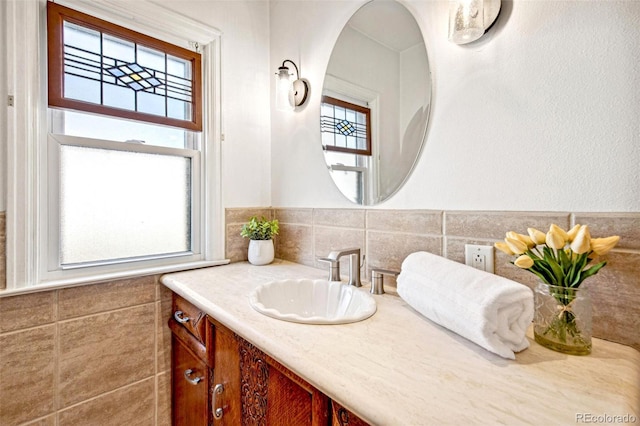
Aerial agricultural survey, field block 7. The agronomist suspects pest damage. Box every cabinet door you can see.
[172,334,210,426]
[238,337,329,426]
[211,320,242,425]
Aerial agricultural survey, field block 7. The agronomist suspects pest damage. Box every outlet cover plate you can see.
[465,244,494,274]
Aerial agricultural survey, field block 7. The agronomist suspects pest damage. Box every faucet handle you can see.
[369,268,400,295]
[317,257,341,282]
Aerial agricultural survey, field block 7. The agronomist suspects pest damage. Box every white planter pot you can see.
[248,239,274,265]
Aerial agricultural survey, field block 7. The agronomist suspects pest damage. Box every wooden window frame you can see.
[47,1,203,131]
[321,96,372,156]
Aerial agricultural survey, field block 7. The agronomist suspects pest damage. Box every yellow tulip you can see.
[549,224,569,242]
[495,241,514,255]
[505,237,528,255]
[590,235,620,256]
[545,229,566,250]
[570,225,591,254]
[567,224,581,242]
[565,248,578,260]
[527,227,546,245]
[506,231,535,248]
[514,254,534,269]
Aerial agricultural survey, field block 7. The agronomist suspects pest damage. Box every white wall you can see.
[270,0,640,212]
[155,0,272,208]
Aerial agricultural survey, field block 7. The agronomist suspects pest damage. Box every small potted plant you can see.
[240,216,279,265]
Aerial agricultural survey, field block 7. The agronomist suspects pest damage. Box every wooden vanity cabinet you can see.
[170,293,368,425]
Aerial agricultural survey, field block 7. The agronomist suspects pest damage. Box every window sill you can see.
[0,259,230,298]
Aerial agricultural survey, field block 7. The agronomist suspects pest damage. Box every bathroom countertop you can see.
[162,260,640,425]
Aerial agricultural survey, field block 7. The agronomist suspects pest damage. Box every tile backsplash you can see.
[227,208,640,351]
[0,208,637,425]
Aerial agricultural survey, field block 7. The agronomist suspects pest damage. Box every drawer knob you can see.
[184,369,202,385]
[174,310,190,324]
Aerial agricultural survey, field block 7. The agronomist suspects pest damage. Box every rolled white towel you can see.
[397,251,533,359]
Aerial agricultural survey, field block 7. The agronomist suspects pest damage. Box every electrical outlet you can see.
[465,244,494,274]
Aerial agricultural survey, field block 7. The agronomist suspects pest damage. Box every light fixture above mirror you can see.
[275,59,309,111]
[448,0,501,44]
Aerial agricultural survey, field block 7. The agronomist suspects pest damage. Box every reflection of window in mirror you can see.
[325,151,368,204]
[320,96,371,155]
[321,96,372,204]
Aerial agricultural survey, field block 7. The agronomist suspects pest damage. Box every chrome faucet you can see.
[326,248,362,287]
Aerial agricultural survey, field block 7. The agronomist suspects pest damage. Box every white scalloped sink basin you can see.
[248,279,377,324]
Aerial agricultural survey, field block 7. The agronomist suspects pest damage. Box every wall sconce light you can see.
[448,0,501,45]
[275,59,309,111]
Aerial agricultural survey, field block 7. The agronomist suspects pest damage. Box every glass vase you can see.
[533,282,592,355]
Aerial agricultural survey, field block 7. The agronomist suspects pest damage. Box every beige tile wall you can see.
[228,208,640,350]
[0,209,637,425]
[0,276,172,426]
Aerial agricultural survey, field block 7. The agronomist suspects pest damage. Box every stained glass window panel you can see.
[50,3,202,131]
[320,96,371,156]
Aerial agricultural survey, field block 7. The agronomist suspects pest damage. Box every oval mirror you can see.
[321,0,431,205]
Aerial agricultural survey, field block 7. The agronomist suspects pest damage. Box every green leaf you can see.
[576,261,607,285]
[240,216,279,240]
[531,259,555,284]
[543,250,564,285]
[570,253,591,287]
[529,268,552,284]
[558,249,571,273]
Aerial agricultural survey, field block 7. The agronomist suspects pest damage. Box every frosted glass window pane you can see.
[59,145,191,265]
[64,21,100,52]
[138,45,165,73]
[167,55,190,79]
[64,74,100,104]
[168,98,190,120]
[103,82,135,110]
[138,91,166,116]
[103,34,135,63]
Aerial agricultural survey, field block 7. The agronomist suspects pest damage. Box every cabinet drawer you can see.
[172,334,210,426]
[172,294,206,343]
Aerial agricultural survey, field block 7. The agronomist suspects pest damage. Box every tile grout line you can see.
[441,211,447,258]
[56,300,157,324]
